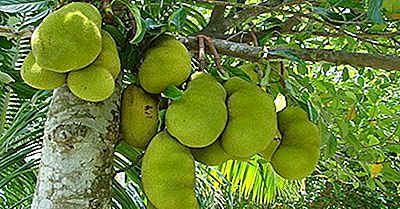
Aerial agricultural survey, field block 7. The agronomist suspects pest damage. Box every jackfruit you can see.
[270,107,321,180]
[31,2,102,72]
[191,140,232,166]
[121,86,158,149]
[221,77,277,158]
[67,65,114,102]
[166,74,227,148]
[61,2,102,28]
[92,30,120,79]
[139,36,191,94]
[142,131,198,209]
[20,53,66,90]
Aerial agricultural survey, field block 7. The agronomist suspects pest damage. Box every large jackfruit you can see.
[139,36,191,94]
[191,140,232,166]
[20,53,66,90]
[270,107,321,180]
[142,131,198,209]
[67,65,114,102]
[92,30,121,79]
[221,77,277,158]
[166,74,227,148]
[31,2,102,72]
[121,86,158,149]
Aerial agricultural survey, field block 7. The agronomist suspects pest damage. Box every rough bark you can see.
[31,84,121,209]
[181,36,400,72]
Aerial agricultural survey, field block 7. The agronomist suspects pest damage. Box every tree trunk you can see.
[31,84,121,209]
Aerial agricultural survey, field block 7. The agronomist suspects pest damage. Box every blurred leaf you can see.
[163,85,183,101]
[368,0,384,24]
[0,0,49,13]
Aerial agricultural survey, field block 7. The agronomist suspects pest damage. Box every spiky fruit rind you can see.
[139,37,191,94]
[121,86,158,149]
[92,30,121,79]
[67,65,115,102]
[271,107,321,180]
[31,3,102,72]
[223,77,252,95]
[21,53,66,90]
[277,107,309,133]
[62,2,102,28]
[191,140,232,166]
[142,132,198,209]
[221,77,277,158]
[271,146,320,180]
[166,75,228,148]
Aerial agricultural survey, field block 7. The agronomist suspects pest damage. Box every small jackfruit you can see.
[191,140,232,166]
[166,74,227,148]
[20,53,66,90]
[121,86,158,149]
[139,36,191,94]
[31,2,102,72]
[142,131,198,209]
[92,30,121,79]
[67,65,115,102]
[270,107,321,180]
[221,77,277,158]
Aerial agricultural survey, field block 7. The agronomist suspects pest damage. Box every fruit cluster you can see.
[21,2,120,102]
[121,36,321,209]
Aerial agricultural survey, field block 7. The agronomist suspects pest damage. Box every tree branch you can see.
[180,36,400,72]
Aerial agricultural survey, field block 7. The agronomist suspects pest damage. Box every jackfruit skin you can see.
[62,2,102,28]
[277,106,309,133]
[221,77,277,158]
[20,53,66,90]
[139,37,191,94]
[166,74,228,148]
[191,140,232,166]
[121,86,158,149]
[92,30,121,79]
[31,3,102,72]
[270,107,321,180]
[67,65,115,102]
[142,131,198,209]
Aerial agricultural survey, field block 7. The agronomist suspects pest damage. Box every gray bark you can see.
[181,36,400,72]
[31,84,121,209]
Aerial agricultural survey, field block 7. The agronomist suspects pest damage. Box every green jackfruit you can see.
[31,2,102,72]
[21,53,66,90]
[221,77,277,158]
[191,140,232,166]
[166,74,227,148]
[121,86,158,149]
[139,36,191,94]
[67,65,114,102]
[270,107,321,180]
[61,2,102,28]
[92,30,120,79]
[142,131,198,209]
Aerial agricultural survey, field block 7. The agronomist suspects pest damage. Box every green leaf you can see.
[169,8,187,31]
[368,0,384,24]
[381,165,400,182]
[270,49,305,65]
[163,85,183,101]
[0,0,49,13]
[112,0,146,45]
[0,71,15,84]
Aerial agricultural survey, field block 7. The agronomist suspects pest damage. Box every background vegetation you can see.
[0,0,399,208]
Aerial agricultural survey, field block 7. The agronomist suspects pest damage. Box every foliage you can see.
[0,0,399,208]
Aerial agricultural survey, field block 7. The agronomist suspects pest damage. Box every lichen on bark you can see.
[31,84,121,209]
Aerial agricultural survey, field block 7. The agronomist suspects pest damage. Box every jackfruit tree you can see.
[0,1,399,209]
